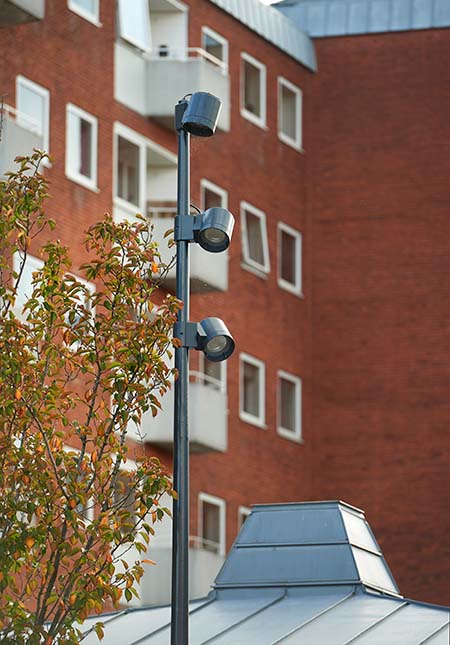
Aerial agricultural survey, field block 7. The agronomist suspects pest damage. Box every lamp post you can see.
[171,93,235,645]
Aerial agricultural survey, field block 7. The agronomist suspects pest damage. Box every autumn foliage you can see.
[0,153,180,642]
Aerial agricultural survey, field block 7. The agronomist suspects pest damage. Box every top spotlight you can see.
[181,92,222,137]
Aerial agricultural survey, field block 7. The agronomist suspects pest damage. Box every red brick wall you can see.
[308,29,450,605]
[0,0,314,564]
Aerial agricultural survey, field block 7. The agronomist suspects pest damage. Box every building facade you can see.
[0,0,449,608]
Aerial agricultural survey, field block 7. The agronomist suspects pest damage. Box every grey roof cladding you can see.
[80,502,450,644]
[214,501,400,594]
[207,0,317,71]
[275,0,450,37]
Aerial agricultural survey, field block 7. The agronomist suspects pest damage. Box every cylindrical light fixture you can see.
[197,207,235,253]
[181,92,222,137]
[198,317,235,362]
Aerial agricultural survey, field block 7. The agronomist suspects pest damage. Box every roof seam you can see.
[417,618,450,644]
[270,587,356,644]
[200,590,286,645]
[342,600,409,644]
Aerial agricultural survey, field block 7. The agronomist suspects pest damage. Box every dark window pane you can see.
[281,230,296,284]
[80,118,92,178]
[243,60,261,117]
[243,361,260,417]
[202,501,220,553]
[118,136,140,206]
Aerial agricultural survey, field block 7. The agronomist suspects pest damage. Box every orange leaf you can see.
[15,389,22,400]
[151,262,159,274]
[25,536,35,549]
[142,559,156,565]
[91,451,98,464]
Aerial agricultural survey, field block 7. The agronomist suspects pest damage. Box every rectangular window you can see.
[201,178,228,211]
[68,0,100,24]
[66,104,98,190]
[16,76,50,153]
[198,492,226,556]
[240,353,265,427]
[117,136,140,207]
[241,201,270,275]
[113,471,137,536]
[278,222,302,295]
[278,77,302,150]
[117,0,151,51]
[277,370,302,442]
[241,52,266,128]
[198,353,225,391]
[202,26,228,69]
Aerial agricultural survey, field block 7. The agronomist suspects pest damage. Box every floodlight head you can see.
[198,317,235,362]
[181,92,222,137]
[197,207,235,253]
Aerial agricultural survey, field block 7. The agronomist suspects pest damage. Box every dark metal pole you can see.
[171,100,190,645]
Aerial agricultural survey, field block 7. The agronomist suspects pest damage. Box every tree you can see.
[0,152,181,643]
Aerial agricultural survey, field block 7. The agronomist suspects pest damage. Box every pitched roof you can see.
[81,501,450,644]
[275,0,450,37]
[208,0,317,71]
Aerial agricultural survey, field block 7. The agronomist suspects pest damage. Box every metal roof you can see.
[81,501,450,644]
[207,0,317,71]
[275,0,450,37]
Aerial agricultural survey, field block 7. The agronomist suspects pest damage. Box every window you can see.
[238,506,251,529]
[198,492,226,556]
[277,371,302,442]
[16,76,50,153]
[202,26,228,69]
[66,104,98,190]
[201,178,228,211]
[68,0,100,25]
[113,471,137,536]
[117,136,141,207]
[117,0,151,51]
[13,253,43,317]
[240,353,265,427]
[241,53,266,128]
[241,201,270,275]
[278,77,302,150]
[278,223,302,295]
[198,353,225,391]
[114,123,177,218]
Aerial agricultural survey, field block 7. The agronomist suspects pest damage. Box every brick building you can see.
[0,0,449,609]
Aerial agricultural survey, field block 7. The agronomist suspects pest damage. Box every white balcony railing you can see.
[130,371,228,453]
[115,41,230,131]
[0,104,43,176]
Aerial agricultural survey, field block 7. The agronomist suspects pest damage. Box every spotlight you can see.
[181,92,222,137]
[198,317,235,362]
[197,207,235,253]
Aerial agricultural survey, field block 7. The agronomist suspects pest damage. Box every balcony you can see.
[0,0,44,25]
[0,105,43,176]
[150,208,230,293]
[130,371,228,453]
[139,538,225,606]
[115,42,230,132]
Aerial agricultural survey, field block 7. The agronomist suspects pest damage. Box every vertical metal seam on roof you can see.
[199,590,287,645]
[271,588,356,644]
[417,617,450,645]
[342,601,409,644]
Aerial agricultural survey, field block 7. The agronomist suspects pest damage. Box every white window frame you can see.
[201,26,229,71]
[198,492,226,557]
[240,52,266,129]
[117,0,151,52]
[65,103,98,191]
[113,122,177,218]
[277,370,302,443]
[16,75,50,154]
[241,201,270,276]
[200,178,228,210]
[238,505,251,529]
[67,0,101,26]
[278,76,303,151]
[278,222,302,296]
[239,352,266,428]
[13,253,43,318]
[198,353,226,392]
